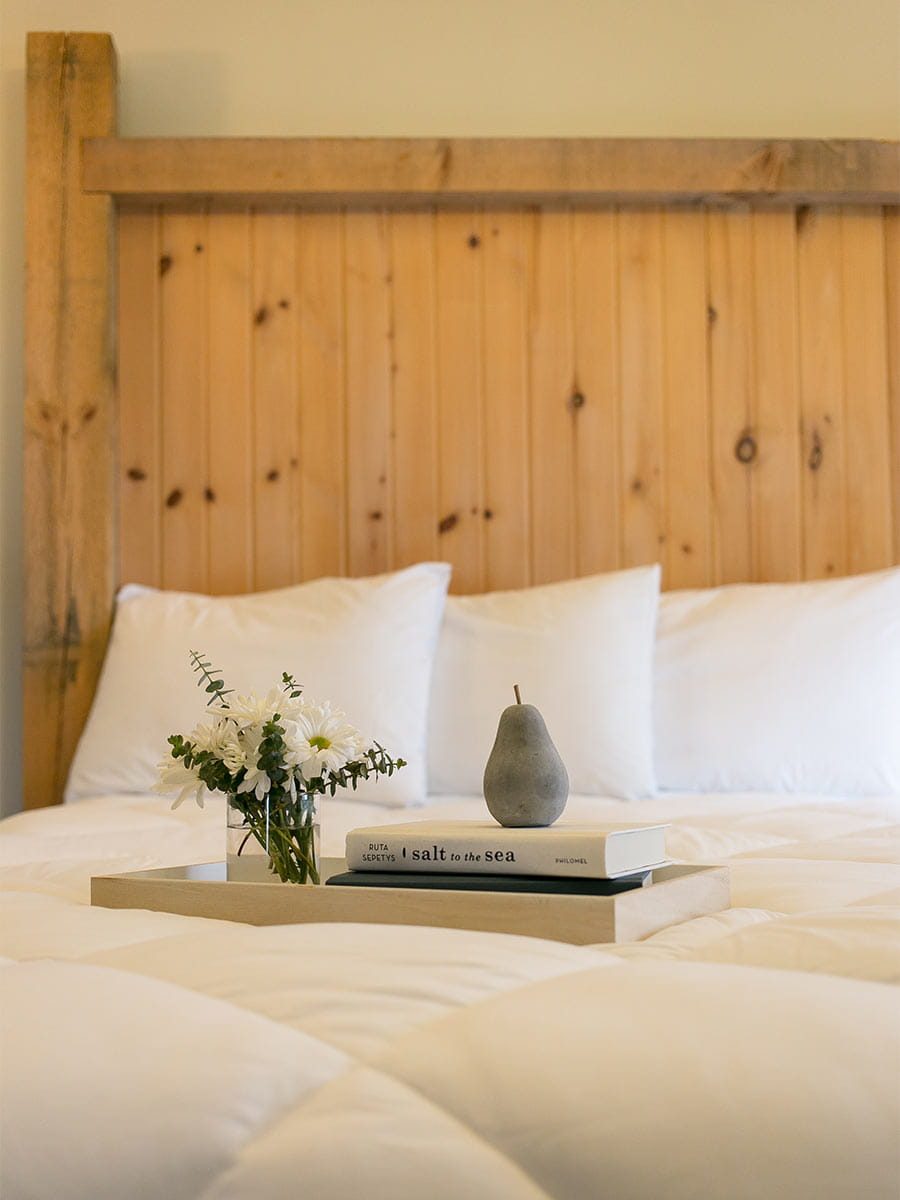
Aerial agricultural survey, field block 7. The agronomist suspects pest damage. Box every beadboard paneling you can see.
[118,203,900,595]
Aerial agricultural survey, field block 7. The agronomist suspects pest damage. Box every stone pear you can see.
[483,687,569,827]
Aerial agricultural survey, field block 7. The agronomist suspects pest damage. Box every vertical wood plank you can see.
[529,208,575,585]
[571,209,619,578]
[251,210,297,590]
[618,208,665,570]
[207,209,253,594]
[118,207,161,587]
[797,206,847,579]
[751,209,801,582]
[159,208,209,592]
[390,210,439,569]
[434,210,484,593]
[840,207,892,574]
[707,208,755,583]
[661,209,711,588]
[886,208,900,562]
[296,211,347,580]
[482,210,531,590]
[24,33,117,807]
[344,210,393,577]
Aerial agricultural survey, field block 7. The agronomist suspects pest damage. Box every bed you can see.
[8,28,900,1200]
[2,788,899,1198]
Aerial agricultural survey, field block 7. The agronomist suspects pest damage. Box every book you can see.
[326,869,651,895]
[344,820,669,879]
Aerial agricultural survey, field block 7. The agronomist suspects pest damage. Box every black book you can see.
[325,869,651,895]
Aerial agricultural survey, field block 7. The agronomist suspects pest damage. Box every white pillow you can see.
[427,566,661,800]
[67,563,451,807]
[655,567,900,795]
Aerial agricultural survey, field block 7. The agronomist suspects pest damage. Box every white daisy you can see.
[236,725,273,802]
[221,689,305,731]
[156,755,207,809]
[285,701,368,783]
[189,717,245,774]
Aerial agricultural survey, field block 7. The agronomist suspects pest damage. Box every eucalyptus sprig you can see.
[282,671,303,700]
[312,742,407,797]
[189,649,233,708]
[167,733,239,795]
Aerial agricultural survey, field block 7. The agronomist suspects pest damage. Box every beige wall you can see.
[1,0,898,814]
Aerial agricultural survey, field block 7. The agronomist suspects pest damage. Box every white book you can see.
[344,820,669,879]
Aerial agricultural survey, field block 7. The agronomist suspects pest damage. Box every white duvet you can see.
[1,791,899,1199]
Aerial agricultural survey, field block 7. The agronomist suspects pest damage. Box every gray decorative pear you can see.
[483,686,569,828]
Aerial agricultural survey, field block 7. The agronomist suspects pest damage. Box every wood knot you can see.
[126,467,147,481]
[194,243,204,254]
[483,508,494,520]
[741,142,788,192]
[204,487,216,502]
[569,391,586,411]
[735,432,758,465]
[681,543,693,555]
[159,254,173,277]
[278,298,290,309]
[165,488,183,508]
[795,205,811,234]
[438,140,453,183]
[64,596,81,649]
[467,234,481,249]
[265,468,280,482]
[808,431,824,472]
[254,305,269,326]
[438,512,459,534]
[630,478,643,494]
[707,304,718,324]
[81,405,97,424]
[369,510,383,521]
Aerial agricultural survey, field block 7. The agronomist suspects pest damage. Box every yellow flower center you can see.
[309,735,331,751]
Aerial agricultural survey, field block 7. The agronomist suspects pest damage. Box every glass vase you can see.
[226,791,320,884]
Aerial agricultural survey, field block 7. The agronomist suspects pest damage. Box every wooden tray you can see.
[91,860,730,945]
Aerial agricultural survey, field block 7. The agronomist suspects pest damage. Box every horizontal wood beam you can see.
[83,137,900,205]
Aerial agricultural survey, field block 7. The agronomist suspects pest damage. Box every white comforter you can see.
[1,791,899,1199]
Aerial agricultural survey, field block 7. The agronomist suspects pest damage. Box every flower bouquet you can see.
[158,651,405,883]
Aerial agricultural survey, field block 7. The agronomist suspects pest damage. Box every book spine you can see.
[345,831,610,878]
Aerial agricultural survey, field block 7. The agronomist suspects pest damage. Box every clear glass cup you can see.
[226,791,320,884]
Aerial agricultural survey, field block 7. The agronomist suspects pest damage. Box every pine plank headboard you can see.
[24,32,900,808]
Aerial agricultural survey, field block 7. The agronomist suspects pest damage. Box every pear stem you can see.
[513,684,522,705]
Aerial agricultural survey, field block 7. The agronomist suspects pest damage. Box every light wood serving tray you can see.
[91,860,730,945]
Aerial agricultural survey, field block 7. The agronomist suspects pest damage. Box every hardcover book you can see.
[344,820,669,879]
[326,869,651,894]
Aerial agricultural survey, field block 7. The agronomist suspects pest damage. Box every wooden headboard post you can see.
[23,33,117,809]
[21,29,900,809]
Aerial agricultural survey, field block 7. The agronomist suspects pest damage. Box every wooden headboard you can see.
[24,32,900,808]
